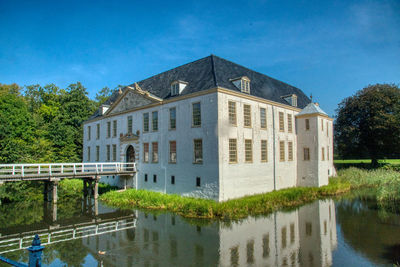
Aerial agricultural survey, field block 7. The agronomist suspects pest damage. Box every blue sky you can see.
[1,0,399,116]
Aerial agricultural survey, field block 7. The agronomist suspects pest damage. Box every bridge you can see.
[0,162,137,202]
[0,214,137,254]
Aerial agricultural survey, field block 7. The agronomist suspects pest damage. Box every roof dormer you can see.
[171,80,188,96]
[282,94,298,107]
[230,76,251,94]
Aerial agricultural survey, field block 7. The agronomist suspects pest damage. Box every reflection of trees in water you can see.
[55,239,90,267]
[336,198,400,265]
[0,201,43,228]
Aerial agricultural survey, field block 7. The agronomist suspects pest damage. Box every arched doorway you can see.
[126,145,135,171]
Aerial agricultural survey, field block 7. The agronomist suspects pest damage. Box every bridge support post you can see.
[94,177,99,200]
[44,179,59,204]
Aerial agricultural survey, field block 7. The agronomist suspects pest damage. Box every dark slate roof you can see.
[90,55,311,119]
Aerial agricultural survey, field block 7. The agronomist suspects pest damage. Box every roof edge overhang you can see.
[83,86,306,124]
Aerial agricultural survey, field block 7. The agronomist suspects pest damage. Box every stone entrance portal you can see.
[126,145,135,163]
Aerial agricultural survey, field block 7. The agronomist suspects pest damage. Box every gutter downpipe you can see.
[272,106,277,191]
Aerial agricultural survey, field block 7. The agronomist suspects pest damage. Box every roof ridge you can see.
[210,54,218,87]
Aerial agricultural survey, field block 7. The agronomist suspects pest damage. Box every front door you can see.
[126,145,135,171]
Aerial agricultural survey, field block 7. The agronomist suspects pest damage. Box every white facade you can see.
[83,84,335,201]
[82,200,337,266]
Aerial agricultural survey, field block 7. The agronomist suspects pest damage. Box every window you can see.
[322,147,325,161]
[171,175,175,185]
[283,94,297,107]
[196,177,201,187]
[153,174,157,183]
[193,139,203,163]
[169,141,177,163]
[112,121,117,137]
[126,116,132,134]
[304,148,310,161]
[87,147,91,161]
[144,174,148,182]
[327,146,330,161]
[106,145,110,161]
[107,122,111,138]
[261,140,268,162]
[321,119,324,131]
[143,113,149,132]
[288,141,293,161]
[143,143,149,163]
[228,101,237,125]
[327,122,329,137]
[152,142,158,163]
[96,146,100,162]
[229,139,237,163]
[244,104,252,127]
[87,126,91,140]
[279,141,285,161]
[169,107,176,130]
[279,112,284,132]
[241,79,250,93]
[192,102,201,127]
[260,108,267,129]
[287,114,293,133]
[305,119,310,130]
[96,124,100,139]
[112,144,116,161]
[152,111,158,131]
[245,139,253,163]
[171,82,179,96]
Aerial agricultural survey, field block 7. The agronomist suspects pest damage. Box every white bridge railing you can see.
[0,162,136,180]
[0,216,137,254]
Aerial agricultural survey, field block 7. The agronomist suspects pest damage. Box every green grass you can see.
[334,159,400,164]
[100,168,400,219]
[100,179,352,219]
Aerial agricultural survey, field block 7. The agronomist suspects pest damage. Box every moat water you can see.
[1,193,400,266]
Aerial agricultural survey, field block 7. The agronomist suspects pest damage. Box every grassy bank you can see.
[334,159,400,164]
[100,168,400,219]
[99,177,349,219]
[334,159,400,170]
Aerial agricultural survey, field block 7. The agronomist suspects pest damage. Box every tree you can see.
[95,86,112,105]
[335,84,400,166]
[0,88,35,163]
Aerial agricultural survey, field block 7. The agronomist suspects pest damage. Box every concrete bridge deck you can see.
[0,162,136,182]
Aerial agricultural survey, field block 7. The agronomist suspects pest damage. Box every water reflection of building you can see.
[82,200,337,267]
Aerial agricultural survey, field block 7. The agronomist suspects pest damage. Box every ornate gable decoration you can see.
[106,83,162,115]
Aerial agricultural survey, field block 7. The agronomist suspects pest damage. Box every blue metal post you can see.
[27,235,44,267]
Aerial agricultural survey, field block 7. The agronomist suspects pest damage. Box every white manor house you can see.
[83,55,335,201]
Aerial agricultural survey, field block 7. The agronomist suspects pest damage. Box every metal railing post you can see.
[27,235,44,267]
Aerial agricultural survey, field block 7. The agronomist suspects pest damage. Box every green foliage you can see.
[0,86,35,163]
[95,86,112,105]
[100,181,351,220]
[335,84,400,165]
[0,82,97,164]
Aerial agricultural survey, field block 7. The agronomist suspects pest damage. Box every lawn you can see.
[334,159,400,164]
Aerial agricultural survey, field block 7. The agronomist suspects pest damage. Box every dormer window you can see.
[241,79,250,93]
[230,76,251,94]
[282,94,298,107]
[171,80,188,96]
